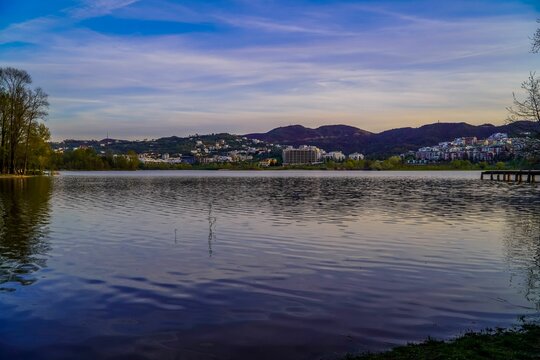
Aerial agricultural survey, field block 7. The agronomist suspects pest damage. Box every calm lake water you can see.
[1,170,539,359]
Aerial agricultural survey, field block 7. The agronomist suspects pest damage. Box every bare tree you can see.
[506,72,540,126]
[532,19,540,53]
[504,21,540,163]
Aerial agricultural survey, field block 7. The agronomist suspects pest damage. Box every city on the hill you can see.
[405,132,525,164]
[49,126,539,170]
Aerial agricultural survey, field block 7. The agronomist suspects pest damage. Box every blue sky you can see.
[1,0,539,140]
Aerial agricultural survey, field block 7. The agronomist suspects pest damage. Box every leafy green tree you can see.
[24,123,51,174]
[450,159,473,169]
[477,161,489,170]
[0,67,51,174]
[370,160,383,170]
[381,156,402,170]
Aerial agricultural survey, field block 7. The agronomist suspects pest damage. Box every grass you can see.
[346,325,540,360]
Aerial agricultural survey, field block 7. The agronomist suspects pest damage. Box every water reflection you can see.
[0,177,51,291]
[208,202,216,257]
[2,173,540,359]
[503,209,540,310]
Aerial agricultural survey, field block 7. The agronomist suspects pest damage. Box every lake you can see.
[1,170,539,359]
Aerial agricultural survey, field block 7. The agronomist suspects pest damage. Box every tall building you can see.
[282,146,322,165]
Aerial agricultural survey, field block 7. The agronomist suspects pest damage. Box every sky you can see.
[1,0,539,140]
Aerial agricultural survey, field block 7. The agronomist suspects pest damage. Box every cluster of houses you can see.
[52,138,129,154]
[137,152,195,164]
[405,133,525,164]
[139,142,368,166]
[138,137,279,166]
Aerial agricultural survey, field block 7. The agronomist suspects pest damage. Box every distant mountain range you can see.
[245,121,538,157]
[54,121,538,158]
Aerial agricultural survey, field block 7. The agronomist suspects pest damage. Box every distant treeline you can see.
[51,149,538,171]
[52,149,139,170]
[289,158,538,171]
[283,157,486,171]
[0,68,51,175]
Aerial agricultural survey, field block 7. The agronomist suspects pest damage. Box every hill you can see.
[53,121,538,159]
[245,121,538,157]
[54,133,244,155]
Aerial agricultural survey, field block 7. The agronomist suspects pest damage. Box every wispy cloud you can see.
[67,0,141,19]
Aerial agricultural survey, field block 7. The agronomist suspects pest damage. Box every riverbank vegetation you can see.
[348,324,540,360]
[50,148,539,171]
[51,148,139,171]
[281,158,536,171]
[0,68,51,175]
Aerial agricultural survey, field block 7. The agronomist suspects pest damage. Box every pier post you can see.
[483,171,538,184]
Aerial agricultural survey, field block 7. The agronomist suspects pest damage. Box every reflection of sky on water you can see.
[0,171,539,359]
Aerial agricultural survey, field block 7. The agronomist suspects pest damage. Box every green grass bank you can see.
[346,325,540,360]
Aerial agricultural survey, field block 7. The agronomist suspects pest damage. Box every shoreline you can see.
[347,324,540,359]
[0,174,41,178]
[53,168,489,172]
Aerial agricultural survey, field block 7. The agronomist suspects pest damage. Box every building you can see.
[323,151,346,162]
[282,146,322,165]
[488,133,508,141]
[348,152,365,161]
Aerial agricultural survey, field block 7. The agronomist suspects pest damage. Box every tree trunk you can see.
[8,141,15,174]
[0,121,5,174]
[23,120,32,175]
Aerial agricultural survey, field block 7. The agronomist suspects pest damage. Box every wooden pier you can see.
[481,170,540,183]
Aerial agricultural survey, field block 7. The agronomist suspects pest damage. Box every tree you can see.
[532,19,540,53]
[506,72,540,132]
[24,123,51,174]
[504,21,540,164]
[0,67,51,174]
[506,22,540,128]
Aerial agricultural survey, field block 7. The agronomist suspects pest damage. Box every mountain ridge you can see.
[245,121,538,156]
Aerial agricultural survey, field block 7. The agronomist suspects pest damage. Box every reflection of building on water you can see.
[208,202,216,257]
[0,177,52,291]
